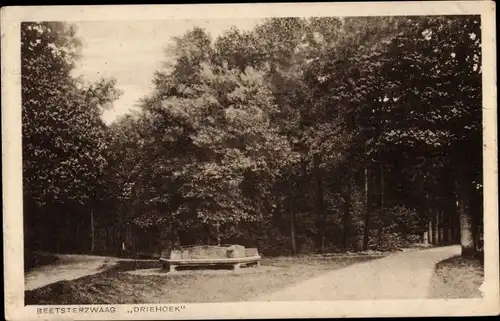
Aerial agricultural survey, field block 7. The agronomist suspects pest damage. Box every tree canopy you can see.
[22,16,483,257]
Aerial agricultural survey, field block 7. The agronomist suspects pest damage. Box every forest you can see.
[22,16,483,260]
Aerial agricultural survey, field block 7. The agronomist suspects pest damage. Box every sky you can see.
[72,19,263,124]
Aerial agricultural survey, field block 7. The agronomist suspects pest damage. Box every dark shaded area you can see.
[24,251,59,271]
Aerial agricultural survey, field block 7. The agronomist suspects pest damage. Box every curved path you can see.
[253,245,461,301]
[24,254,120,291]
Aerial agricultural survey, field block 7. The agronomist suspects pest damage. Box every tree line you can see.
[22,16,483,259]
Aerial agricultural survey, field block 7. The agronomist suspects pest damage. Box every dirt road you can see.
[24,254,120,291]
[253,245,461,301]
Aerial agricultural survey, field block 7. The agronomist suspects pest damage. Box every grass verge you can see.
[25,256,378,304]
[429,255,484,299]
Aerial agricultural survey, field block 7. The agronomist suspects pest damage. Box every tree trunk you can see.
[451,197,460,243]
[444,212,449,244]
[293,156,307,255]
[215,222,221,246]
[55,209,60,253]
[313,153,325,252]
[458,206,475,256]
[443,210,450,245]
[90,207,95,253]
[302,155,308,191]
[341,175,352,251]
[428,218,433,245]
[376,227,384,247]
[290,200,297,255]
[456,181,475,257]
[380,164,385,213]
[447,228,452,245]
[173,229,180,248]
[431,209,438,245]
[377,164,385,248]
[205,224,211,245]
[76,218,81,253]
[362,166,370,251]
[438,210,444,245]
[103,228,107,252]
[423,230,429,245]
[470,187,482,251]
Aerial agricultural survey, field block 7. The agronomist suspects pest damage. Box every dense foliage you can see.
[22,22,123,252]
[22,16,483,257]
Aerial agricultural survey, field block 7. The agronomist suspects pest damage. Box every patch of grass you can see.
[25,256,377,304]
[429,255,484,299]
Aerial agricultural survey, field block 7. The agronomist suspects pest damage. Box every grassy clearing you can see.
[25,256,378,304]
[429,255,484,299]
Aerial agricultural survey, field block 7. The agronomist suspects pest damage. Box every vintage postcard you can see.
[2,2,498,320]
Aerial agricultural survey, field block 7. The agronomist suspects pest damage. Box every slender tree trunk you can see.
[55,209,60,254]
[451,197,460,244]
[215,221,221,246]
[444,211,448,244]
[205,224,211,245]
[377,164,385,247]
[454,204,461,244]
[432,209,439,245]
[293,157,307,254]
[103,228,108,253]
[290,200,297,255]
[427,216,434,244]
[423,229,429,245]
[425,195,432,245]
[76,218,81,253]
[471,188,482,251]
[376,227,384,247]
[444,210,451,245]
[362,166,370,251]
[456,180,475,257]
[90,206,95,253]
[313,153,325,252]
[438,210,444,245]
[49,205,58,253]
[301,156,309,201]
[173,228,180,247]
[380,165,385,212]
[341,174,352,251]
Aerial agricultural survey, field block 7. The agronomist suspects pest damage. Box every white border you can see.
[2,2,498,320]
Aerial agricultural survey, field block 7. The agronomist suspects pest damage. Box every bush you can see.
[24,251,59,271]
[376,232,422,251]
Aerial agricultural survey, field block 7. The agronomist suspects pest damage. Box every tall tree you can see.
[106,16,482,256]
[346,16,482,255]
[22,22,122,253]
[116,28,298,246]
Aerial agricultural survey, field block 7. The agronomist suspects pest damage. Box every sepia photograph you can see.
[2,2,498,320]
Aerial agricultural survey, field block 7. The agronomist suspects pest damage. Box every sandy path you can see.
[24,254,120,291]
[252,245,461,301]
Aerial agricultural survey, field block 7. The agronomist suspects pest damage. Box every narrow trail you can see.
[252,245,461,301]
[24,254,121,291]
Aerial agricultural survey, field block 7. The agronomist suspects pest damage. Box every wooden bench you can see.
[159,245,261,272]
